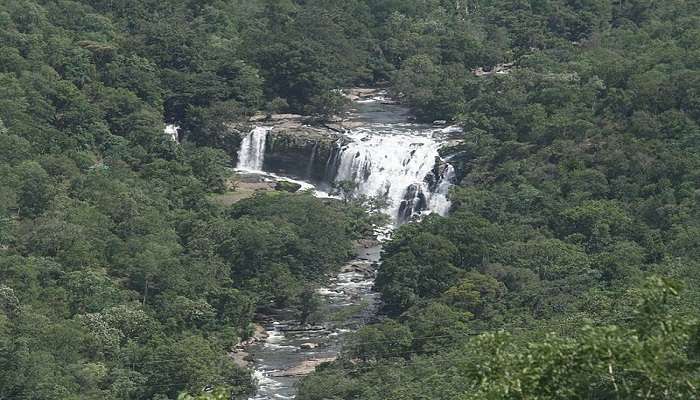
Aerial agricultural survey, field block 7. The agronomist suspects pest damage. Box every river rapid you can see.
[235,92,458,399]
[246,244,382,400]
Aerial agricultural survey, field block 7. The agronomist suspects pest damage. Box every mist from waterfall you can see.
[237,126,271,171]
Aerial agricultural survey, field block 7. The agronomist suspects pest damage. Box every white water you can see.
[234,100,455,222]
[237,126,271,171]
[247,246,382,400]
[334,124,454,222]
[164,124,180,143]
[238,97,458,399]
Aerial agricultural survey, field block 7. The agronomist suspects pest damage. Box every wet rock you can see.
[323,120,365,133]
[262,125,347,181]
[355,238,380,249]
[343,88,382,100]
[432,120,448,126]
[300,342,318,350]
[279,325,325,332]
[340,261,375,278]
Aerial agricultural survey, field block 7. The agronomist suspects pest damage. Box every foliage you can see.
[1,0,699,398]
[297,0,700,398]
[0,2,375,398]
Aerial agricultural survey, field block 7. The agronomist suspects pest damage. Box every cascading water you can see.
[333,124,455,222]
[237,126,272,171]
[164,124,180,143]
[427,163,455,216]
[239,94,459,400]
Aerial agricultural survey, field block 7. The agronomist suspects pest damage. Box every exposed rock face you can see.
[424,157,453,193]
[230,113,349,181]
[340,260,376,279]
[264,125,347,181]
[236,114,347,181]
[342,88,383,101]
[230,324,268,368]
[398,183,428,222]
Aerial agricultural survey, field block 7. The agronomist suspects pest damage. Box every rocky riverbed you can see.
[240,241,382,400]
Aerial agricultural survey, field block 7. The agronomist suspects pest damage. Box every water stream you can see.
[236,94,458,399]
[247,245,381,400]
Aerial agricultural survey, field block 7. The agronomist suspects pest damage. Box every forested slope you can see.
[2,0,700,399]
[0,1,375,398]
[298,1,700,399]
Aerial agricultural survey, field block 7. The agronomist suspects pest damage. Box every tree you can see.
[305,91,350,122]
[298,285,322,325]
[15,161,52,218]
[185,146,231,193]
[332,180,359,203]
[347,320,413,362]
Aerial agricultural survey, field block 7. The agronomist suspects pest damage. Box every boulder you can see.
[344,88,382,99]
[271,357,337,377]
[249,113,268,122]
[300,342,319,350]
[340,261,375,278]
[275,180,302,193]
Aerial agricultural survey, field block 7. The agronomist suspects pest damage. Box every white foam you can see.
[334,124,454,221]
[164,124,180,142]
[265,330,285,344]
[237,126,272,171]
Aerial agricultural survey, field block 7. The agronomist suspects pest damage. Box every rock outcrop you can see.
[271,357,337,377]
[230,324,268,368]
[472,62,515,77]
[238,114,348,181]
[342,88,383,101]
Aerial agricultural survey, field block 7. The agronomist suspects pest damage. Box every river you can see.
[246,243,382,400]
[235,92,458,399]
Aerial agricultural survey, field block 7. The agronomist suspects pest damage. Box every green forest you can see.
[1,0,700,399]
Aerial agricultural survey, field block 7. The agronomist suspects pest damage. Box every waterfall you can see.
[323,140,344,182]
[234,104,456,223]
[306,141,319,179]
[164,124,180,143]
[333,125,455,222]
[237,126,271,171]
[427,163,455,217]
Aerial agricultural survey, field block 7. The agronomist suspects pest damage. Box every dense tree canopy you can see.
[1,0,699,398]
[0,1,376,398]
[296,0,700,399]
